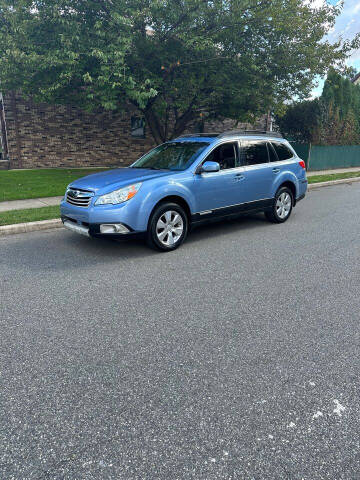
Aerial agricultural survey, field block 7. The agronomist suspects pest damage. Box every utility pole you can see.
[0,93,9,159]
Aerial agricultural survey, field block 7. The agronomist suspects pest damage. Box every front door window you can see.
[205,142,239,170]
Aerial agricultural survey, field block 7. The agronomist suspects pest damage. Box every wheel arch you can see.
[148,195,192,227]
[277,180,297,206]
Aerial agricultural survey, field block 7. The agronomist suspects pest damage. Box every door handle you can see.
[234,173,245,181]
[272,168,280,174]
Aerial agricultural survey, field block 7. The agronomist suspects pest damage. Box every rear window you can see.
[271,142,294,161]
[267,143,278,162]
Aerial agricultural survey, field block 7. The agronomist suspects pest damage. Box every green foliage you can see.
[0,205,60,225]
[0,168,109,201]
[308,171,360,184]
[277,68,360,145]
[0,0,353,142]
[276,100,321,142]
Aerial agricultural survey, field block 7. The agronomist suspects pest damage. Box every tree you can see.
[275,100,321,142]
[276,68,360,145]
[0,0,353,143]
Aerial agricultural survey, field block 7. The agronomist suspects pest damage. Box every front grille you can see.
[66,188,94,208]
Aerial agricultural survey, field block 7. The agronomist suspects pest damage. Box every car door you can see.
[193,141,246,213]
[270,141,296,173]
[238,140,275,203]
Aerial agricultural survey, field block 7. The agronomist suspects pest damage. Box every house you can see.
[0,92,269,170]
[352,72,360,85]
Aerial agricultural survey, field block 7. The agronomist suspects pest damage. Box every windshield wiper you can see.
[130,166,166,170]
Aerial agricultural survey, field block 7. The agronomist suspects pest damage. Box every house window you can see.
[131,117,145,138]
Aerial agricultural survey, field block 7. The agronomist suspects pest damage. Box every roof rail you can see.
[177,130,283,139]
[177,133,220,138]
[218,130,283,138]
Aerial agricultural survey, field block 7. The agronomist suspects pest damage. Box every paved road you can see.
[1,183,360,480]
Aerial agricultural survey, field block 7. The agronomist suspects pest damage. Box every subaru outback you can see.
[60,131,307,251]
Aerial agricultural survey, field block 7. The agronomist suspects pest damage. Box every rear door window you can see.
[239,141,269,166]
[267,142,278,162]
[271,142,294,161]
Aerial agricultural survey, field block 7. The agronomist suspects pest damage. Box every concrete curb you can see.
[308,176,360,190]
[0,218,62,237]
[0,176,359,237]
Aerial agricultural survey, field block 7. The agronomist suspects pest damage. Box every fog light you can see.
[100,224,130,234]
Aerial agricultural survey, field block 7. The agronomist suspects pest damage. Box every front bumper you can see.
[61,216,144,240]
[63,219,90,237]
[60,195,148,236]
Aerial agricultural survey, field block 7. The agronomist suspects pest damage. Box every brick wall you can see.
[3,92,269,170]
[3,92,155,169]
[204,116,268,134]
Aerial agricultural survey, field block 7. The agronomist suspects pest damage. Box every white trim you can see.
[196,197,273,215]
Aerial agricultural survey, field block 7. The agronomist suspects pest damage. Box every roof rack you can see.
[177,133,220,138]
[218,130,283,138]
[177,130,283,139]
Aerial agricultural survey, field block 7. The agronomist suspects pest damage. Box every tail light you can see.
[298,160,306,169]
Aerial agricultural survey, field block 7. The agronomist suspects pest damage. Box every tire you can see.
[265,186,293,223]
[147,202,188,251]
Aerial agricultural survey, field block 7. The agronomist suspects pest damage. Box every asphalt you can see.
[1,183,360,479]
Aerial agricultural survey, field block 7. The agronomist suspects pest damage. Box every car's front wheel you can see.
[265,186,293,223]
[147,202,188,251]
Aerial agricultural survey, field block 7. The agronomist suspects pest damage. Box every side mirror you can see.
[201,161,220,173]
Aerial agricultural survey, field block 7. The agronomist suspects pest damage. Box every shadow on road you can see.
[187,212,268,244]
[2,213,270,272]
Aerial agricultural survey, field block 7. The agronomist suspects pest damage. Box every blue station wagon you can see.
[60,131,308,251]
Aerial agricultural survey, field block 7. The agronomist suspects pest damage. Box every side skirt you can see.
[191,198,274,225]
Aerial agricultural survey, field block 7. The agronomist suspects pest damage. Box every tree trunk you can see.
[171,109,196,139]
[143,107,165,144]
[144,104,196,144]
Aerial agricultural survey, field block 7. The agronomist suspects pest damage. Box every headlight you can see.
[95,183,142,205]
[63,184,71,199]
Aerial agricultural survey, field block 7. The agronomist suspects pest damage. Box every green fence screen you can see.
[289,142,311,168]
[289,142,360,171]
[308,145,360,171]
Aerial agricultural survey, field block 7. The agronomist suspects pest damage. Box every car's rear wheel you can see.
[265,186,293,223]
[147,202,188,251]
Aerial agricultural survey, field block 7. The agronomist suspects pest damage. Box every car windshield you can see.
[131,142,209,171]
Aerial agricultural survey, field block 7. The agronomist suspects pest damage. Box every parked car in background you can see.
[60,131,308,251]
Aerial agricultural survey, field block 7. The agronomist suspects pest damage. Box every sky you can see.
[311,0,360,97]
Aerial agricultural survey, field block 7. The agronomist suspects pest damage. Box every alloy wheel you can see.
[276,192,292,219]
[156,210,184,246]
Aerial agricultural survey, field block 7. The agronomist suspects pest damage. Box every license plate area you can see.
[63,220,90,237]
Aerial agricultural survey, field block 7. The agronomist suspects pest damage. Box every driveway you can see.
[1,183,360,479]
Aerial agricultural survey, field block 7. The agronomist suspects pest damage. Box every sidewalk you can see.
[307,167,360,176]
[0,196,62,213]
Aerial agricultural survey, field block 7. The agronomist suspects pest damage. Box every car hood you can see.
[69,168,173,194]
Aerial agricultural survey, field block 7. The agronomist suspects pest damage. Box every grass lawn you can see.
[0,168,109,201]
[308,171,360,183]
[0,206,60,226]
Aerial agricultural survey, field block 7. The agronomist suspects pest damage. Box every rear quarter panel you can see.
[270,159,302,199]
